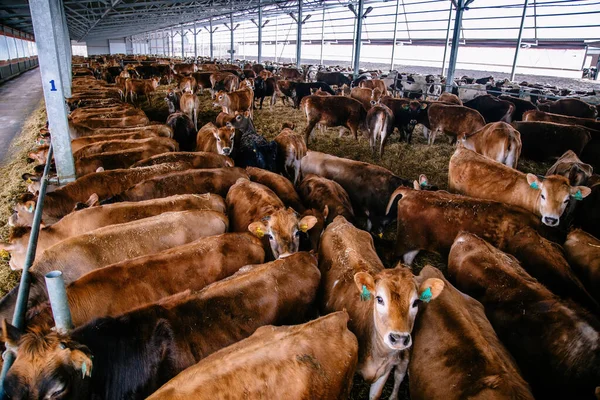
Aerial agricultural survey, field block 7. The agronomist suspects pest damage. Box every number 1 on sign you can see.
[49,80,57,91]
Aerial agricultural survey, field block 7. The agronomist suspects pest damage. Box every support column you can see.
[352,0,364,79]
[258,0,263,63]
[181,27,185,58]
[389,0,400,71]
[319,7,325,65]
[230,13,235,63]
[510,0,529,82]
[194,22,198,59]
[51,0,71,96]
[445,0,467,93]
[58,0,72,93]
[296,0,302,68]
[441,1,453,76]
[275,16,278,62]
[28,0,75,183]
[170,28,174,57]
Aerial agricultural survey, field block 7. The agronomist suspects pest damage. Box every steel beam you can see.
[296,0,302,68]
[52,0,71,97]
[389,0,400,71]
[319,6,325,65]
[510,0,529,81]
[181,27,185,58]
[170,27,174,56]
[441,1,453,76]
[78,0,122,40]
[194,22,197,59]
[445,0,467,92]
[352,0,364,79]
[210,18,214,58]
[257,0,262,63]
[29,0,76,183]
[230,12,234,63]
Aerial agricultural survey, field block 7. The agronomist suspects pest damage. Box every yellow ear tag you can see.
[299,224,308,233]
[0,249,9,259]
[255,227,265,238]
[377,233,383,239]
[26,179,33,184]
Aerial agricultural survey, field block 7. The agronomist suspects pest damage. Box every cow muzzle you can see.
[385,332,412,350]
[222,147,231,156]
[542,216,559,227]
[278,252,293,259]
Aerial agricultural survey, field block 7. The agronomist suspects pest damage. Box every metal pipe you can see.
[210,18,214,59]
[258,0,263,63]
[445,0,465,93]
[275,15,278,63]
[0,146,54,397]
[194,22,197,59]
[45,271,73,334]
[230,12,235,63]
[296,0,302,68]
[350,2,356,67]
[389,0,400,71]
[319,7,325,65]
[510,0,529,81]
[170,28,174,57]
[441,1,453,76]
[181,27,185,58]
[352,0,364,79]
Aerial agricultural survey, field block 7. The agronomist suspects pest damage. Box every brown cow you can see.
[180,92,200,130]
[215,111,236,127]
[546,150,593,186]
[319,216,444,400]
[226,179,317,259]
[146,312,357,400]
[537,97,597,118]
[458,121,522,168]
[366,102,394,157]
[523,109,600,132]
[195,123,235,156]
[69,130,171,152]
[350,87,382,111]
[191,71,213,93]
[448,233,600,399]
[177,75,197,93]
[437,92,462,105]
[0,252,320,400]
[125,77,159,105]
[301,95,366,143]
[274,126,307,184]
[131,151,233,168]
[213,89,253,118]
[278,67,303,80]
[73,137,178,160]
[69,109,149,134]
[108,167,248,203]
[210,72,238,97]
[409,265,534,400]
[69,124,172,139]
[2,194,225,270]
[172,63,198,75]
[449,147,591,226]
[12,163,192,226]
[74,147,175,176]
[425,103,486,145]
[564,229,600,302]
[28,233,264,328]
[511,121,592,161]
[246,167,305,212]
[298,174,354,225]
[359,79,388,96]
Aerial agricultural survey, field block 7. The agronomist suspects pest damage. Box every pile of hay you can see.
[0,101,46,296]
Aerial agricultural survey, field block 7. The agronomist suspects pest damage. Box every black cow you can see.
[134,65,160,79]
[253,76,278,110]
[292,82,335,108]
[380,96,429,143]
[498,94,538,121]
[164,89,181,114]
[229,114,278,171]
[463,94,515,123]
[166,112,196,152]
[315,71,351,88]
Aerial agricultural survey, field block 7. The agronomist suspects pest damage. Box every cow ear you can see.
[1,319,21,349]
[24,201,35,213]
[85,193,99,208]
[70,349,93,379]
[526,174,540,189]
[418,174,429,188]
[248,221,268,238]
[22,173,40,182]
[420,102,428,109]
[418,278,444,303]
[298,215,317,232]
[322,205,329,221]
[354,271,375,298]
[571,186,591,200]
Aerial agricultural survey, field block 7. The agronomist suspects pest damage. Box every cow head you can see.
[1,322,93,400]
[354,266,444,350]
[214,126,235,156]
[371,88,383,104]
[402,101,427,131]
[254,77,266,93]
[527,174,591,226]
[12,193,37,228]
[248,208,318,259]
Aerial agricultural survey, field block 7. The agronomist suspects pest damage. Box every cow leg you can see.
[270,93,276,110]
[304,119,319,144]
[349,122,359,140]
[260,96,265,110]
[402,249,420,265]
[369,369,391,400]
[422,126,430,140]
[147,94,153,107]
[389,355,409,400]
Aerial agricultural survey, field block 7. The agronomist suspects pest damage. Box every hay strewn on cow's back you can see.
[0,101,45,296]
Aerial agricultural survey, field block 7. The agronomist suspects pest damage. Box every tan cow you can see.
[449,147,591,226]
[226,179,317,260]
[147,312,358,400]
[177,75,197,93]
[359,79,388,96]
[73,137,178,160]
[69,130,170,152]
[409,265,534,400]
[437,92,462,105]
[274,126,307,184]
[209,72,238,97]
[298,174,354,226]
[130,151,234,168]
[564,229,600,302]
[213,89,253,119]
[180,92,200,130]
[425,103,486,145]
[125,77,159,105]
[523,109,600,132]
[350,87,382,111]
[319,216,444,400]
[195,123,235,156]
[546,150,593,186]
[246,167,305,212]
[459,121,522,168]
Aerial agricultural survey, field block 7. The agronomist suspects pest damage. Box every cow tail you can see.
[385,187,410,216]
[504,133,519,168]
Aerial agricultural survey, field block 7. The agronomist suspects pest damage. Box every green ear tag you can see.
[81,361,87,379]
[419,287,433,303]
[360,285,371,301]
[420,180,428,188]
[530,181,539,190]
[572,190,583,201]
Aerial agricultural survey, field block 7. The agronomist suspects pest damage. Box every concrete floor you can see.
[0,68,43,166]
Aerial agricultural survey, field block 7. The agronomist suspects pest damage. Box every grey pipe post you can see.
[0,146,55,397]
[58,0,72,95]
[45,271,73,333]
[50,0,70,97]
[181,27,185,58]
[389,0,400,71]
[29,0,75,183]
[258,0,263,63]
[210,18,214,59]
[441,1,453,76]
[230,12,235,63]
[319,7,325,65]
[170,28,174,57]
[350,2,356,68]
[194,22,198,59]
[275,16,278,63]
[510,0,529,82]
[445,0,465,93]
[296,0,302,68]
[352,0,364,79]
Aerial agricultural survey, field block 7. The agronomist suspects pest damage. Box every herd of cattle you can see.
[0,54,599,399]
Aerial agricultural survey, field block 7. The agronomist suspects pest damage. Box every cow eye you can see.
[294,230,300,236]
[268,234,274,240]
[376,296,384,305]
[217,137,221,142]
[412,299,421,308]
[540,194,546,200]
[564,198,570,204]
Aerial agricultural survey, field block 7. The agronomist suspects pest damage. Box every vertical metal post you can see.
[296,0,302,68]
[50,0,71,97]
[210,18,214,59]
[258,0,263,63]
[58,0,72,93]
[45,271,74,333]
[350,2,356,67]
[170,28,174,57]
[230,12,235,63]
[181,27,185,58]
[352,0,364,79]
[389,0,400,71]
[441,1,453,76]
[319,7,325,65]
[29,0,75,183]
[194,22,198,59]
[445,0,465,93]
[510,0,529,82]
[275,15,278,62]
